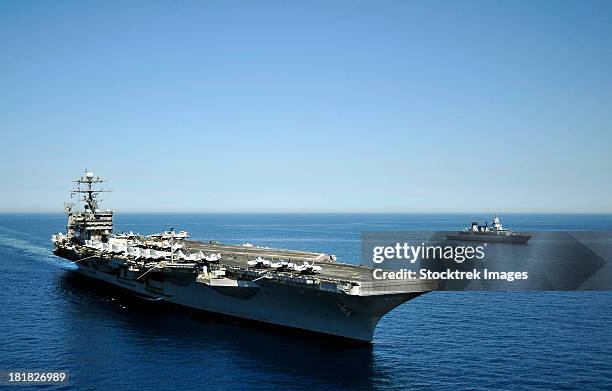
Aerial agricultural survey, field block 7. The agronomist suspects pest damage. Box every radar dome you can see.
[86,171,94,178]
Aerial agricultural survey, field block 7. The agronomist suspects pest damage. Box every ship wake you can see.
[0,226,77,271]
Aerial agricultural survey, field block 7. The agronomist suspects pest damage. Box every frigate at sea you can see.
[51,170,436,342]
[446,216,531,244]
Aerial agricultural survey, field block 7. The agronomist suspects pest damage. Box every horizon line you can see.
[1,210,612,215]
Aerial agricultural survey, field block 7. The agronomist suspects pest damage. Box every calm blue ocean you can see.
[0,213,611,390]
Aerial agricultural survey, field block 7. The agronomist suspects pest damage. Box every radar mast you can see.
[71,169,111,212]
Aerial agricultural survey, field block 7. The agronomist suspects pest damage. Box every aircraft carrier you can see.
[51,170,436,342]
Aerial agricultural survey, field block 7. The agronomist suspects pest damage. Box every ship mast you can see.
[71,169,111,211]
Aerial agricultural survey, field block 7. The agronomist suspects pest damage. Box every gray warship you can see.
[51,170,436,342]
[446,216,531,244]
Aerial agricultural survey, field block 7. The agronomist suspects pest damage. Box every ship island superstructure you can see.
[52,170,436,342]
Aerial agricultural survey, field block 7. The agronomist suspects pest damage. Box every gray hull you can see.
[446,232,531,244]
[63,252,423,342]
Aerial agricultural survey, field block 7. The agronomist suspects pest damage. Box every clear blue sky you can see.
[1,0,611,213]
